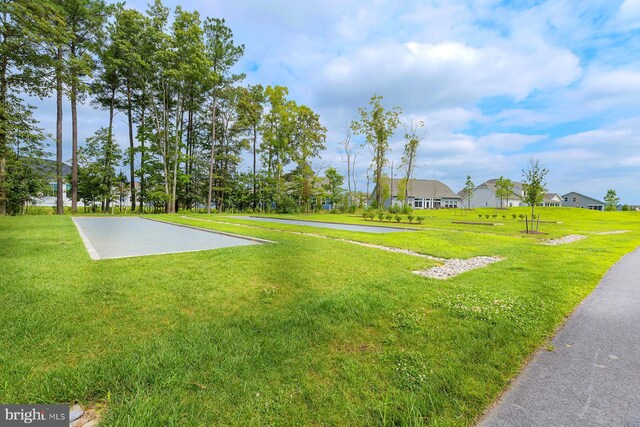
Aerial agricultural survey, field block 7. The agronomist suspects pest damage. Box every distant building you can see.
[562,192,605,211]
[541,193,563,207]
[460,178,525,208]
[373,178,461,209]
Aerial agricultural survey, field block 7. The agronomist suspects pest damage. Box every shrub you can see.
[478,214,483,219]
[416,216,425,224]
[519,214,525,220]
[485,214,490,219]
[377,212,384,221]
[395,215,402,223]
[385,214,392,222]
[512,214,517,220]
[389,205,402,214]
[407,215,414,223]
[402,205,413,214]
[492,214,497,219]
[502,215,506,219]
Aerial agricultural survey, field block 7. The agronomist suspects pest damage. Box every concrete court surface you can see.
[232,216,414,233]
[479,247,640,427]
[72,217,263,260]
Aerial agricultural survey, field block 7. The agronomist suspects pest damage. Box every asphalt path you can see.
[479,247,640,426]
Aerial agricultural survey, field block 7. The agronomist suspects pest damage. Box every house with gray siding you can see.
[373,178,461,209]
[562,192,605,210]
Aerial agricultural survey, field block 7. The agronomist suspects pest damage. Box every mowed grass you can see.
[1,210,639,426]
[224,206,638,239]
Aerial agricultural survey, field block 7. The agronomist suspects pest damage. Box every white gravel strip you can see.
[182,216,505,279]
[413,256,502,280]
[593,230,631,235]
[541,234,587,245]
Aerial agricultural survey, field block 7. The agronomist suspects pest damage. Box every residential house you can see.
[373,178,461,209]
[461,178,525,208]
[562,192,605,211]
[541,193,563,207]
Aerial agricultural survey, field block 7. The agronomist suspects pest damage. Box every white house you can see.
[460,178,525,208]
[541,193,563,207]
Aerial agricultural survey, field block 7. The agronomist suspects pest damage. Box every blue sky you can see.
[33,0,640,202]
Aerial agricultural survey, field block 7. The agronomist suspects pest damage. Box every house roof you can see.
[472,178,524,200]
[562,191,605,205]
[384,178,460,199]
[477,178,524,192]
[32,158,71,180]
[543,193,562,203]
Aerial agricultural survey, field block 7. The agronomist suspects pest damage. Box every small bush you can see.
[512,214,517,220]
[485,214,490,219]
[519,214,525,220]
[416,216,425,224]
[389,205,402,214]
[377,212,384,221]
[407,215,414,223]
[492,214,497,219]
[502,214,506,219]
[478,214,483,219]
[385,214,392,222]
[402,205,413,214]
[395,215,402,223]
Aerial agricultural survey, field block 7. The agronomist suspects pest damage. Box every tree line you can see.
[0,0,349,215]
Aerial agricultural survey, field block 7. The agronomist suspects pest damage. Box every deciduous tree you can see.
[350,94,401,207]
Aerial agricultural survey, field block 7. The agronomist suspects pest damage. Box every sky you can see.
[33,0,640,202]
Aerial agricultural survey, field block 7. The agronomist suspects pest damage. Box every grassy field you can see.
[1,208,639,426]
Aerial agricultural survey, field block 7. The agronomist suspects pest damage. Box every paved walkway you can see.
[479,247,640,427]
[72,217,263,260]
[231,216,414,233]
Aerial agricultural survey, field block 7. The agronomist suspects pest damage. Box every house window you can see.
[572,197,576,202]
[564,197,568,202]
[414,199,423,208]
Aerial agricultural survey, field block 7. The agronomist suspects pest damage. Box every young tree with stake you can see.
[522,159,548,231]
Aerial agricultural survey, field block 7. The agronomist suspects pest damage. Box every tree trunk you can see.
[69,41,78,214]
[139,103,145,213]
[105,86,116,212]
[127,80,136,212]
[169,100,183,214]
[56,47,64,215]
[252,124,257,209]
[0,57,7,215]
[206,100,216,214]
[375,142,383,207]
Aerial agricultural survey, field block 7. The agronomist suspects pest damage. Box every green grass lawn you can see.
[1,209,639,426]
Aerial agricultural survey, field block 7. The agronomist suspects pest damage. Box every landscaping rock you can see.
[69,410,83,422]
[541,235,586,245]
[594,230,630,235]
[413,256,502,279]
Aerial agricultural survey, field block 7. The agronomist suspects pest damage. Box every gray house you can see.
[373,178,461,209]
[562,192,605,211]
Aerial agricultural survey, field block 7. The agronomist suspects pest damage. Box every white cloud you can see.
[617,0,640,30]
[476,133,547,151]
[314,39,580,112]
